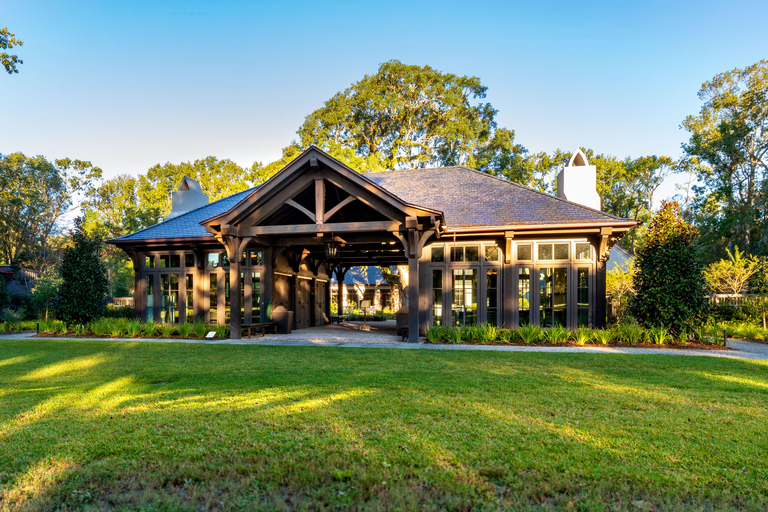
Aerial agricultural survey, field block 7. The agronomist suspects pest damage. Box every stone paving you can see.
[3,320,768,361]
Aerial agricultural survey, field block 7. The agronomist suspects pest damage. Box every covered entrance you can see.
[201,148,444,342]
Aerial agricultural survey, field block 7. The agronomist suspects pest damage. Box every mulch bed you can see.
[425,340,733,350]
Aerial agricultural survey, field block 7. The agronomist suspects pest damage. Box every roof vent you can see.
[164,177,209,221]
[556,149,601,211]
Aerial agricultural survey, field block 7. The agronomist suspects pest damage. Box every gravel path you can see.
[3,322,768,361]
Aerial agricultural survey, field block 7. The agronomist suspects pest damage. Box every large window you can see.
[540,268,567,327]
[452,269,477,327]
[519,268,530,326]
[209,274,218,325]
[432,270,443,326]
[160,274,179,323]
[577,268,589,327]
[486,269,498,326]
[252,272,261,322]
[146,275,155,322]
[185,274,194,323]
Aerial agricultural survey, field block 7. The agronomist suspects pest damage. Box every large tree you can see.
[0,27,23,74]
[0,153,101,269]
[682,60,768,260]
[297,60,526,174]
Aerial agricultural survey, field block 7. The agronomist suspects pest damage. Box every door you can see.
[295,278,311,329]
[315,280,326,326]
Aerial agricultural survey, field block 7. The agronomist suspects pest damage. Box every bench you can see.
[242,322,278,339]
[401,327,409,342]
[330,315,349,325]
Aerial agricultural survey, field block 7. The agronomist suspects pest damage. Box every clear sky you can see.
[2,0,767,203]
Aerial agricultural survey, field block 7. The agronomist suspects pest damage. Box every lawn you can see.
[0,340,767,511]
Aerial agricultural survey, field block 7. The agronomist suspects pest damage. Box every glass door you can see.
[539,267,567,327]
[452,269,477,327]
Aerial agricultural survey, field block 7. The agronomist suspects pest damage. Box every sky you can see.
[2,0,767,204]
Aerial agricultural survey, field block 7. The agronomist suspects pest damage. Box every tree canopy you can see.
[297,60,527,176]
[0,153,101,270]
[682,60,768,260]
[0,27,23,74]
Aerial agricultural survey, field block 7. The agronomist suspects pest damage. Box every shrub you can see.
[703,246,757,295]
[1,307,23,323]
[30,267,62,320]
[91,318,111,336]
[518,324,541,344]
[127,320,141,337]
[159,324,173,338]
[497,328,513,344]
[592,329,614,345]
[574,328,591,345]
[52,217,109,324]
[192,320,209,339]
[73,324,88,335]
[216,324,229,339]
[142,321,157,338]
[607,260,635,324]
[461,326,479,343]
[542,326,569,345]
[426,325,442,343]
[630,201,708,335]
[446,327,462,344]
[647,326,670,345]
[614,324,644,344]
[177,322,193,338]
[481,324,499,343]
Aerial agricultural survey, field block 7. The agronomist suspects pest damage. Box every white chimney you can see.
[164,177,209,221]
[556,149,601,211]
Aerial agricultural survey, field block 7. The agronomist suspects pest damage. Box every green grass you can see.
[0,340,767,511]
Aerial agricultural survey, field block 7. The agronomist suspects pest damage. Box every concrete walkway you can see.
[3,320,768,361]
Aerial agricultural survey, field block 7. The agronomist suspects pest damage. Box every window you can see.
[240,272,245,324]
[250,250,263,266]
[207,252,220,268]
[518,268,531,326]
[146,276,155,321]
[538,243,568,261]
[252,272,261,322]
[452,269,477,326]
[185,274,194,323]
[517,244,532,261]
[576,243,591,260]
[159,255,179,268]
[160,274,179,323]
[209,274,218,325]
[577,268,589,327]
[431,246,444,263]
[451,246,479,262]
[540,268,567,327]
[145,255,155,269]
[224,273,231,324]
[432,270,443,326]
[185,253,195,267]
[485,246,499,262]
[486,269,498,326]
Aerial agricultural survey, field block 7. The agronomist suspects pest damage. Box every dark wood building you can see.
[109,147,638,342]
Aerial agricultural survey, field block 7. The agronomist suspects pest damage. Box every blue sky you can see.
[2,0,766,203]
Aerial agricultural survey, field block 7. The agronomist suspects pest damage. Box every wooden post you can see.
[408,255,419,343]
[230,259,242,339]
[315,176,325,224]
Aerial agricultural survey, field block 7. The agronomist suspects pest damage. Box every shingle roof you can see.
[114,164,632,243]
[362,166,627,228]
[112,187,257,241]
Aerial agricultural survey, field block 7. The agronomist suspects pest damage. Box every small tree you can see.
[606,259,636,324]
[703,246,757,295]
[630,201,708,334]
[52,217,109,324]
[30,267,62,319]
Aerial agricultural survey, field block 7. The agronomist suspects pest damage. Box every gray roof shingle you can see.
[362,166,626,228]
[114,164,631,242]
[112,187,257,241]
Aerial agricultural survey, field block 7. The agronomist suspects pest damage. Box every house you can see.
[330,266,395,313]
[109,147,639,342]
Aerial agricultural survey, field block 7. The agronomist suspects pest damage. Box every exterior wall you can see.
[421,236,602,330]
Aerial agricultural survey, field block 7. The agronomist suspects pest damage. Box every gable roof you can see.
[362,166,632,229]
[111,187,257,242]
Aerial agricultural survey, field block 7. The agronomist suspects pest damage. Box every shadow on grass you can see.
[1,339,767,511]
